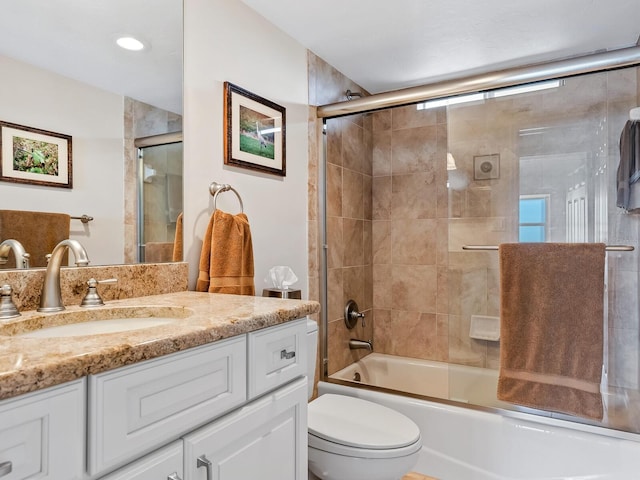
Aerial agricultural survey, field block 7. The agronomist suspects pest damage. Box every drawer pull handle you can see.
[167,473,182,480]
[197,455,212,480]
[0,462,11,477]
[280,349,296,360]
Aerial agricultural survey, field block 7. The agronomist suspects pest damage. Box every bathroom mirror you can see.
[0,0,183,268]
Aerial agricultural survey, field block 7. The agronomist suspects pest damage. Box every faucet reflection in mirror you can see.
[38,240,89,313]
[0,239,30,269]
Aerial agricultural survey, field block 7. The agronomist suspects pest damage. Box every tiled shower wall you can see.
[370,107,450,363]
[310,53,640,389]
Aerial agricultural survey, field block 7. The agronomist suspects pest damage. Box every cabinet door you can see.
[183,377,307,480]
[98,440,183,480]
[0,380,84,480]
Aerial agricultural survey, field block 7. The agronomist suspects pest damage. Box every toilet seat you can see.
[308,394,422,459]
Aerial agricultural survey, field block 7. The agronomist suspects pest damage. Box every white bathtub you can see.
[324,353,640,480]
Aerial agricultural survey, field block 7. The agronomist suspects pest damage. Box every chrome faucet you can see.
[0,239,30,269]
[38,239,90,312]
[349,339,373,351]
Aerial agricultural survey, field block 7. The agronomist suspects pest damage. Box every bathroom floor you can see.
[403,473,438,480]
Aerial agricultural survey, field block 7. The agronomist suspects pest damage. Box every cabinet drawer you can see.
[0,380,85,480]
[88,336,246,476]
[248,318,307,398]
[98,440,183,480]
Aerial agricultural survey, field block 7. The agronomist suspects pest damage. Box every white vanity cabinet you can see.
[0,379,85,480]
[90,317,308,480]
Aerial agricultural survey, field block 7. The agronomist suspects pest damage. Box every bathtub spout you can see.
[349,339,373,351]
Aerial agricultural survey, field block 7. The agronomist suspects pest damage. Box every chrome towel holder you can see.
[209,181,244,213]
[71,215,94,224]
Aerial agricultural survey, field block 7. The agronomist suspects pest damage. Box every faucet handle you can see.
[0,285,20,320]
[80,278,117,308]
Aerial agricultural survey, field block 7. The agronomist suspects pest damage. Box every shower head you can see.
[346,89,363,100]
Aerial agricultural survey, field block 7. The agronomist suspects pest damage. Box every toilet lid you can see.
[308,394,421,449]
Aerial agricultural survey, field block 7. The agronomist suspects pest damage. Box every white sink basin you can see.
[18,317,179,338]
[2,306,192,338]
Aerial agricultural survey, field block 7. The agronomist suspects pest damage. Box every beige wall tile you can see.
[392,104,440,130]
[373,263,392,309]
[343,120,364,173]
[327,267,344,322]
[391,126,439,174]
[326,163,343,217]
[372,176,392,220]
[373,130,392,177]
[326,118,343,166]
[363,174,373,220]
[343,218,364,267]
[391,219,437,265]
[392,172,437,219]
[372,220,392,265]
[372,110,392,132]
[326,216,343,269]
[343,169,364,219]
[391,264,437,313]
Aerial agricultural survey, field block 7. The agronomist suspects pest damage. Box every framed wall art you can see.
[223,82,286,176]
[0,121,72,188]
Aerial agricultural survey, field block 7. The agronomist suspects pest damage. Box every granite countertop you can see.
[0,291,320,401]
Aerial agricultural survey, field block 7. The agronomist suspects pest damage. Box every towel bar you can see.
[462,244,634,251]
[71,215,93,224]
[209,182,244,213]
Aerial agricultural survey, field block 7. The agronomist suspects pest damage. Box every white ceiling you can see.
[242,0,640,95]
[0,0,183,114]
[2,1,639,114]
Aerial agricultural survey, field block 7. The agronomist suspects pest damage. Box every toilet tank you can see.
[306,318,319,399]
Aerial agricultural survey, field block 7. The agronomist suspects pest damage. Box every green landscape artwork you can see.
[239,105,275,160]
[12,135,59,176]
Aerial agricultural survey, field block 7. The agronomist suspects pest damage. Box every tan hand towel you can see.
[0,209,70,267]
[196,209,255,295]
[498,243,605,420]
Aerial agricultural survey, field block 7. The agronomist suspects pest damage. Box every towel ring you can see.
[209,182,244,213]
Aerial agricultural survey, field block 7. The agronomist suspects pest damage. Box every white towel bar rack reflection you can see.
[209,182,244,213]
[71,215,93,223]
[462,244,634,251]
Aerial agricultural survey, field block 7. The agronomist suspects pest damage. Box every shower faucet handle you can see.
[345,299,366,329]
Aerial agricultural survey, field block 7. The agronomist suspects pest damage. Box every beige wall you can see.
[183,0,310,294]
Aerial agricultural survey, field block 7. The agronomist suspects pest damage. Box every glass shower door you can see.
[137,134,183,263]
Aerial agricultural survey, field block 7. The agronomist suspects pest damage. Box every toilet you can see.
[306,319,422,480]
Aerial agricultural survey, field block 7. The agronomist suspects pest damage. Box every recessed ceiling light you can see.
[116,36,146,51]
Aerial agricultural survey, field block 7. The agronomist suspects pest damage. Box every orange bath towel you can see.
[196,209,255,295]
[172,212,183,262]
[498,243,605,420]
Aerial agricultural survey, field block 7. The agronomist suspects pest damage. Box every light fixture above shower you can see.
[417,79,562,111]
